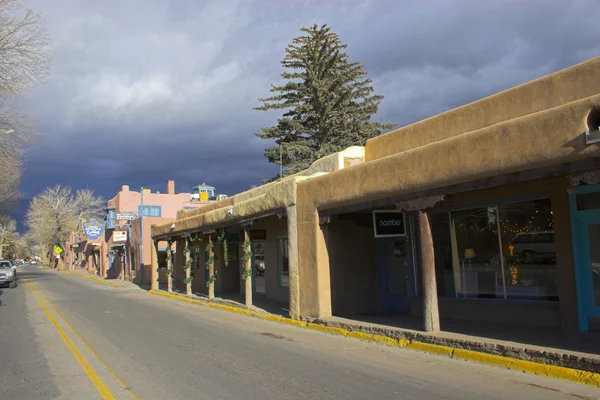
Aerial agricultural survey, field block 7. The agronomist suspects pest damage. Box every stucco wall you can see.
[366,56,600,161]
[327,219,379,316]
[130,216,174,284]
[297,79,600,319]
[262,216,290,303]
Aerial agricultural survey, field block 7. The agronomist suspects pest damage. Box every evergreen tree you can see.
[255,23,395,179]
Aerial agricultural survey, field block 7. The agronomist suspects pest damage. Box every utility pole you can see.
[140,187,145,283]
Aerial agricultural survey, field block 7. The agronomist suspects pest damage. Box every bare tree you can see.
[74,189,105,220]
[26,185,105,261]
[0,0,51,98]
[0,0,51,207]
[0,215,16,258]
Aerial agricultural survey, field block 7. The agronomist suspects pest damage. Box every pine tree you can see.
[255,23,396,179]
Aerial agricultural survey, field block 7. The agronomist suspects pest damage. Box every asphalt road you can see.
[1,265,599,400]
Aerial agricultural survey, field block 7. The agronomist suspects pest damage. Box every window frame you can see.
[138,205,162,218]
[429,192,556,303]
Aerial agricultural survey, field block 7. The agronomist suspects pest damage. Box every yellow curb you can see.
[148,290,600,388]
[408,341,454,357]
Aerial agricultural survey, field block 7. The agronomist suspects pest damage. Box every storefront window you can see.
[450,206,504,299]
[499,198,557,301]
[430,197,558,302]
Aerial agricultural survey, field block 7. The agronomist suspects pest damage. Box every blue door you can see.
[569,185,600,331]
[378,238,412,314]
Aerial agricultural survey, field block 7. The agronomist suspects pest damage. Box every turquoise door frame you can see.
[568,184,600,331]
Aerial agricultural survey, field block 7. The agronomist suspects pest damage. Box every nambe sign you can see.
[372,210,406,238]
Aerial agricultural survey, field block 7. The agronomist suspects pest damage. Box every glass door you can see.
[569,185,600,331]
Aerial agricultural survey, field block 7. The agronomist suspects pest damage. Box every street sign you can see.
[372,211,406,238]
[116,212,137,221]
[83,219,105,240]
[1,244,8,247]
[54,245,63,254]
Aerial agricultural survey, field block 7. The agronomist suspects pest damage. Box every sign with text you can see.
[113,231,127,242]
[116,212,137,221]
[83,219,104,240]
[372,211,406,238]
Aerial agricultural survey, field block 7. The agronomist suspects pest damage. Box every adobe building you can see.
[150,148,365,313]
[297,56,600,332]
[64,219,105,274]
[152,56,600,332]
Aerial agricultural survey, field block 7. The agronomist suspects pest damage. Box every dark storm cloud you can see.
[19,0,600,201]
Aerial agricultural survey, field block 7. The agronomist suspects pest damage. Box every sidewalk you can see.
[149,286,600,379]
[310,315,600,373]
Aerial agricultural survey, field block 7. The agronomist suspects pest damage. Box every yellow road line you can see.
[23,279,116,400]
[31,280,140,400]
[149,290,600,388]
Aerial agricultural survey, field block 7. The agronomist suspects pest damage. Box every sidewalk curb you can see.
[149,289,600,388]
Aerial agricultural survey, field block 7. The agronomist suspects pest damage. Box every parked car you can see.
[0,260,16,288]
[30,259,37,265]
[509,231,555,264]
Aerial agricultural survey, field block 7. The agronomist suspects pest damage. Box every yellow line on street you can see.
[23,279,116,400]
[31,280,140,400]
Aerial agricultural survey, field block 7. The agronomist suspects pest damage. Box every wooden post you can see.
[208,235,215,300]
[167,242,173,293]
[151,240,159,291]
[243,226,252,308]
[417,210,440,332]
[185,239,192,296]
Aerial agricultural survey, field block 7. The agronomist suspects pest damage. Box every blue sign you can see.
[83,219,104,240]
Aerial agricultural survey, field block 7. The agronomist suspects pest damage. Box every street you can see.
[0,265,598,400]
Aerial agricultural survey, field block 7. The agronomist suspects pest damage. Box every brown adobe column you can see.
[243,226,252,308]
[417,210,440,332]
[151,240,159,291]
[207,235,215,299]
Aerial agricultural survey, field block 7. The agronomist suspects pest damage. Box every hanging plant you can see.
[166,240,173,277]
[217,231,228,267]
[182,237,194,284]
[241,238,253,281]
[190,233,203,243]
[204,235,217,287]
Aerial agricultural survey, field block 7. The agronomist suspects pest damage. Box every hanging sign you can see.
[372,211,406,238]
[83,219,105,240]
[113,231,127,242]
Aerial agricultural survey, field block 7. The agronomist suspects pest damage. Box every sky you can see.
[19,0,600,201]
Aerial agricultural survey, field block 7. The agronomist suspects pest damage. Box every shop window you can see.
[191,247,200,269]
[450,206,503,299]
[576,192,600,211]
[277,237,289,287]
[499,198,557,301]
[138,205,162,218]
[430,197,558,302]
[430,212,456,297]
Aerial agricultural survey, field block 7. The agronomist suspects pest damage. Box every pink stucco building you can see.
[65,180,219,283]
[104,180,213,283]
